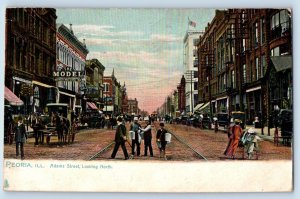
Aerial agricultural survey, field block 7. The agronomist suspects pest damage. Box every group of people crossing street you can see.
[110,116,169,160]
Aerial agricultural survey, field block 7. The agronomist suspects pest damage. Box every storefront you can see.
[246,86,262,124]
[216,96,228,113]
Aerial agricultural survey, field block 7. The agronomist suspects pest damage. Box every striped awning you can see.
[5,86,24,106]
[87,102,98,110]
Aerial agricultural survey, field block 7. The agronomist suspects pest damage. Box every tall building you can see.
[197,9,292,128]
[5,8,57,114]
[183,31,203,113]
[56,23,89,113]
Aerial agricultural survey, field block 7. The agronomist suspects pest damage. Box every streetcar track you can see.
[89,122,208,161]
[153,123,208,161]
[88,141,115,160]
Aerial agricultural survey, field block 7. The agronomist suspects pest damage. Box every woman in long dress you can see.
[225,119,243,159]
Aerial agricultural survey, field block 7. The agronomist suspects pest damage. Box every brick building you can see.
[5,8,57,114]
[85,59,105,110]
[56,23,89,114]
[128,98,139,115]
[177,75,186,113]
[103,69,122,115]
[198,9,292,127]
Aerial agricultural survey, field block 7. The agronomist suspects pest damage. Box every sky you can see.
[56,8,216,113]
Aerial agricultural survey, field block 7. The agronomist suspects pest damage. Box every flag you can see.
[188,18,196,27]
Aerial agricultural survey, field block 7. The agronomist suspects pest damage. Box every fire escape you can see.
[225,9,249,112]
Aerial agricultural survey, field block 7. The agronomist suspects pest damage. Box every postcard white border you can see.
[1,0,299,198]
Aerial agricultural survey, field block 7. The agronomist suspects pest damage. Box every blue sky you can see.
[57,8,216,113]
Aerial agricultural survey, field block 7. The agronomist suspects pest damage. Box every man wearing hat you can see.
[111,117,129,160]
[14,116,27,160]
[224,119,243,159]
[130,117,142,157]
[156,122,168,159]
[139,116,153,157]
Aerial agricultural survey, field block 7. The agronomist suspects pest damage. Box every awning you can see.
[194,103,204,112]
[5,86,24,106]
[32,80,53,88]
[271,56,292,72]
[199,102,210,112]
[87,102,98,110]
[216,96,227,101]
[60,91,76,98]
[246,86,261,93]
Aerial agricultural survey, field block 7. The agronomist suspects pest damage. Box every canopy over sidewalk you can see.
[5,86,24,106]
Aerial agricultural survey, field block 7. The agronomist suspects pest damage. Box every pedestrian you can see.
[139,116,153,157]
[156,122,168,160]
[244,128,262,159]
[130,117,142,157]
[14,116,27,160]
[55,113,63,146]
[32,113,43,146]
[224,119,243,159]
[111,117,129,160]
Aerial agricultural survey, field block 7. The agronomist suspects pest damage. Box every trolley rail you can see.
[89,121,208,161]
[153,123,208,161]
[167,129,208,161]
[88,141,115,160]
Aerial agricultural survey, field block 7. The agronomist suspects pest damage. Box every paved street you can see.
[4,122,292,161]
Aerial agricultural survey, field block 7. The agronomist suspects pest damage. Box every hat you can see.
[134,117,138,121]
[248,127,256,134]
[234,119,241,123]
[117,117,123,122]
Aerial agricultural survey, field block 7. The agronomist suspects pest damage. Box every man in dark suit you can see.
[15,116,27,160]
[111,117,129,160]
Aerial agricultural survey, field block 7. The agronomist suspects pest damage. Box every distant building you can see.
[85,59,105,111]
[183,30,203,113]
[177,75,186,114]
[103,69,122,115]
[128,98,139,115]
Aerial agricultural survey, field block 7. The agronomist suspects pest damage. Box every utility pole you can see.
[185,70,194,114]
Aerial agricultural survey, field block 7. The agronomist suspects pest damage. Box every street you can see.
[4,122,292,161]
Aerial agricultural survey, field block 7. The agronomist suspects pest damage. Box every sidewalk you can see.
[247,125,276,142]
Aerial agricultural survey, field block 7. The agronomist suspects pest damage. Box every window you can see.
[260,18,265,44]
[104,83,109,92]
[193,71,198,78]
[271,10,291,40]
[194,82,198,90]
[232,70,235,88]
[250,61,253,82]
[261,55,266,77]
[242,38,246,52]
[255,57,259,80]
[253,22,258,47]
[271,47,280,56]
[243,64,246,83]
[194,94,198,104]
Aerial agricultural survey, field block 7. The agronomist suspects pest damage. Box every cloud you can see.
[150,34,182,43]
[72,24,144,37]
